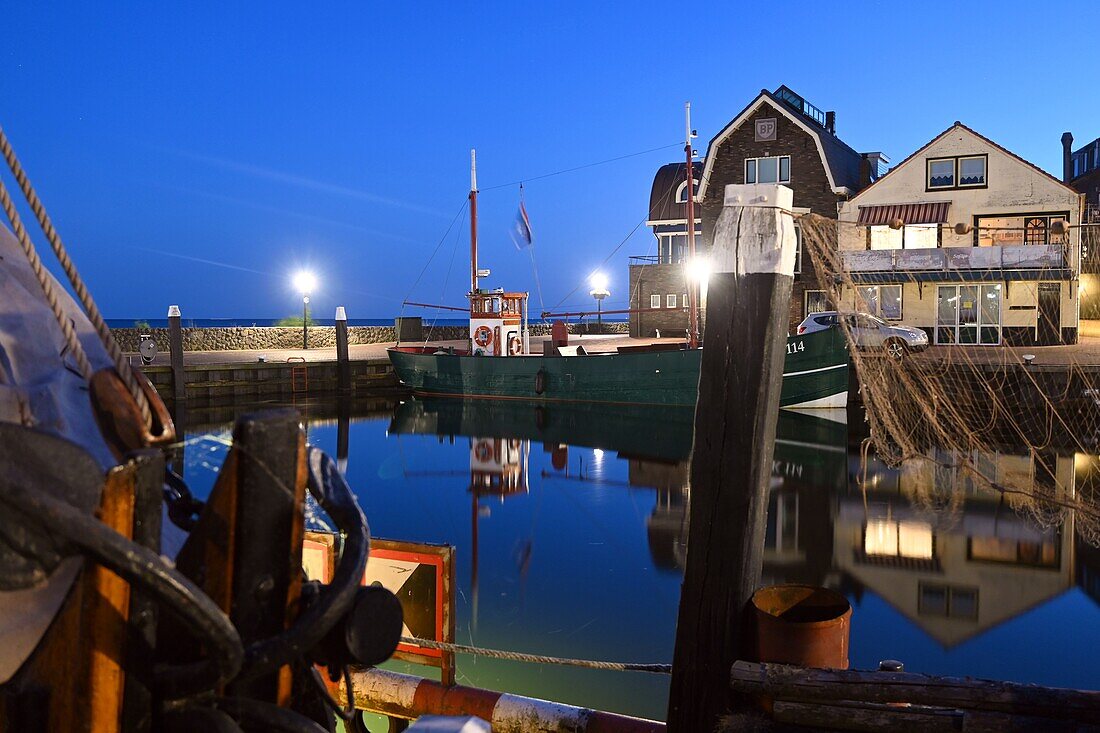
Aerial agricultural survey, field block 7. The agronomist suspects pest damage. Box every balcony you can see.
[841,245,1071,282]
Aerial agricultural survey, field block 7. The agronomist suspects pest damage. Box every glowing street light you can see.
[293,270,317,349]
[589,272,611,333]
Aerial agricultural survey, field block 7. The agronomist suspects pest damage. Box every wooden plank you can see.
[730,661,1100,722]
[772,699,961,733]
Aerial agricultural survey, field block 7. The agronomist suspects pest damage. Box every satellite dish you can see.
[139,337,157,365]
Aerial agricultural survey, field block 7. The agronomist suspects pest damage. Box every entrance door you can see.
[1037,282,1061,345]
[936,284,1002,345]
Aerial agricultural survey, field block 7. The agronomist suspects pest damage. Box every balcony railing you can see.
[841,245,1069,273]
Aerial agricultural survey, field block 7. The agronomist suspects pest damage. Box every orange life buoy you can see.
[473,326,493,347]
[508,335,522,356]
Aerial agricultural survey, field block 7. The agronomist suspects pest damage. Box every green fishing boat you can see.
[389,149,849,409]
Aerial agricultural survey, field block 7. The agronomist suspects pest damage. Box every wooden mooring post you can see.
[167,304,185,405]
[335,305,351,395]
[666,184,797,732]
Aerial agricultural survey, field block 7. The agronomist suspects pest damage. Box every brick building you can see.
[1061,132,1100,318]
[630,86,879,337]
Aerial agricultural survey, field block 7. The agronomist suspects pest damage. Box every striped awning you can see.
[857,202,951,226]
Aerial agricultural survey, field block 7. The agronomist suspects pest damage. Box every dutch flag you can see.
[510,201,533,250]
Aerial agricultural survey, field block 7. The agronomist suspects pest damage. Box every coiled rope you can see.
[0,126,152,427]
[399,636,671,674]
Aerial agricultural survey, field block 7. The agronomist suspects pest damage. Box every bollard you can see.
[335,306,351,395]
[667,184,797,732]
[168,305,185,405]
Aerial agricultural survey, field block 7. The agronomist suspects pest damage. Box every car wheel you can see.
[884,338,907,360]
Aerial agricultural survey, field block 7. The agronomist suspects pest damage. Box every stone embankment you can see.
[112,322,628,352]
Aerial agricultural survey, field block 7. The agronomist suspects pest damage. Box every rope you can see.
[0,176,93,379]
[0,126,152,427]
[399,635,671,674]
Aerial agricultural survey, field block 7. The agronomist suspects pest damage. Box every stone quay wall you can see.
[111,321,627,353]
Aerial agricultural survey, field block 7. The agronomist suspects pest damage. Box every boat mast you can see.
[685,102,699,349]
[470,149,479,294]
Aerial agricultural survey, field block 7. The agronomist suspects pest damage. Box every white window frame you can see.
[667,293,678,308]
[958,155,987,188]
[675,179,699,203]
[682,292,688,307]
[745,155,791,185]
[927,158,956,189]
[650,294,661,309]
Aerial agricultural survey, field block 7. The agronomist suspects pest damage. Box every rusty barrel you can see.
[751,584,851,669]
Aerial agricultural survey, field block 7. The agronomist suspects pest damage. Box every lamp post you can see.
[589,273,610,334]
[292,271,317,350]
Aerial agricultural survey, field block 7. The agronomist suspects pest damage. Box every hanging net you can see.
[798,212,1100,546]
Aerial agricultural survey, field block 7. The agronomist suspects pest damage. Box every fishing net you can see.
[798,213,1100,546]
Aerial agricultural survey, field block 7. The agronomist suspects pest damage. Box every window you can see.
[869,224,939,249]
[865,519,933,559]
[859,285,903,320]
[794,224,802,274]
[667,294,678,308]
[675,178,700,203]
[918,583,978,620]
[745,156,791,184]
[927,155,988,190]
[813,314,838,327]
[959,156,986,186]
[928,158,955,188]
[976,213,1071,246]
[805,290,829,315]
[650,294,661,309]
[682,293,688,307]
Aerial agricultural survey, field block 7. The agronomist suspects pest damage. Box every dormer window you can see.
[675,178,700,203]
[927,155,987,190]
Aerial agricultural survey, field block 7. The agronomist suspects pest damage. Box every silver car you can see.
[796,311,929,359]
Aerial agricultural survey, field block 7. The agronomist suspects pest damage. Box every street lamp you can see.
[292,270,317,349]
[589,272,610,333]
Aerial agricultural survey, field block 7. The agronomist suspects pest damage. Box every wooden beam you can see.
[730,661,1100,722]
[666,184,798,732]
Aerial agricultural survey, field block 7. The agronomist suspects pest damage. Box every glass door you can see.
[936,286,957,344]
[936,284,1002,345]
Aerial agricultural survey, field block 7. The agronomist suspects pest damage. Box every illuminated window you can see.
[865,519,933,559]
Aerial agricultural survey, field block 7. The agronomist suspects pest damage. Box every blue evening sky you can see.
[2,1,1096,320]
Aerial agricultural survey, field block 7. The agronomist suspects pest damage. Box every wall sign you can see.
[755,118,777,142]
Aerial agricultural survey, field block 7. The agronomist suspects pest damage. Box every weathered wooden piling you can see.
[167,304,185,405]
[667,184,797,732]
[335,306,351,395]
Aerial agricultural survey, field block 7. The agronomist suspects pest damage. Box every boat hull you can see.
[388,327,848,409]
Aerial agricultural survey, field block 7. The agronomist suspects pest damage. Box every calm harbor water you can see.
[179,397,1100,721]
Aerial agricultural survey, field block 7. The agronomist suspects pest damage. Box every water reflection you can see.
[177,396,1100,720]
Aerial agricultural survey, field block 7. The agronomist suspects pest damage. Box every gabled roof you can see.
[851,121,1082,201]
[697,87,864,199]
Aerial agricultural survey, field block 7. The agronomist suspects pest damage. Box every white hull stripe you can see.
[783,391,849,410]
[783,363,848,379]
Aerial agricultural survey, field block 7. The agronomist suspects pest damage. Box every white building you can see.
[837,123,1084,346]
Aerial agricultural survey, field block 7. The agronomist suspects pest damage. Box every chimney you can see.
[1062,132,1074,182]
[825,110,836,134]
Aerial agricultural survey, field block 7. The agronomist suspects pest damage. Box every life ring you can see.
[508,335,522,356]
[474,440,492,462]
[534,369,546,395]
[473,326,493,348]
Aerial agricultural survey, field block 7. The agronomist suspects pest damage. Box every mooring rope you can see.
[0,126,152,427]
[399,636,671,674]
